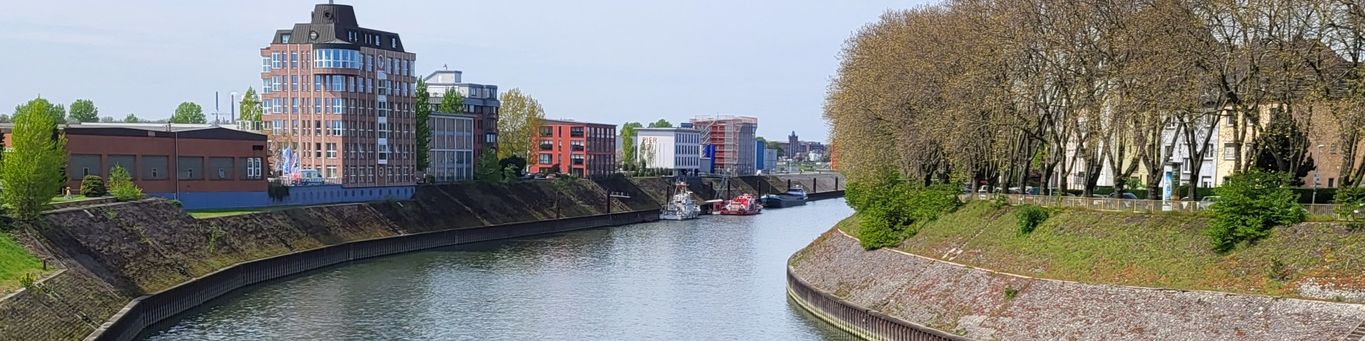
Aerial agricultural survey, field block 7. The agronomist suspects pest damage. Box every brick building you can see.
[260,3,417,187]
[3,123,270,210]
[532,119,617,178]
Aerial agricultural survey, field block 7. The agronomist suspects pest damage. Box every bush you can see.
[1334,186,1365,220]
[851,171,961,250]
[108,165,143,201]
[267,180,290,201]
[80,175,107,197]
[1016,205,1049,235]
[1206,170,1304,252]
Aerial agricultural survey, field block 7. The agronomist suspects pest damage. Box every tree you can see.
[500,155,527,178]
[99,116,116,123]
[69,99,98,123]
[170,102,206,124]
[16,101,65,124]
[123,114,141,123]
[648,119,672,128]
[239,88,263,126]
[416,80,432,172]
[621,122,643,170]
[80,175,106,197]
[2,98,68,220]
[496,88,546,160]
[474,147,503,182]
[108,165,142,201]
[439,88,464,113]
[1206,170,1303,252]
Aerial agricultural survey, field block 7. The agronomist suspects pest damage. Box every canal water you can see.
[141,199,857,341]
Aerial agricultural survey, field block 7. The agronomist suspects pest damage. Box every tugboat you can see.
[715,193,763,215]
[660,182,702,220]
[761,184,809,209]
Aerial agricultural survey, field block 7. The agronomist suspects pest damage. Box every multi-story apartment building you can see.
[260,3,417,187]
[428,112,477,183]
[423,69,499,153]
[691,115,758,175]
[532,119,617,178]
[635,126,702,176]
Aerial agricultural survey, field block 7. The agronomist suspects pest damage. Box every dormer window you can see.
[281,33,291,43]
[391,38,397,48]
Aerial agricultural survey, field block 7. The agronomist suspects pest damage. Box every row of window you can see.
[72,155,263,182]
[263,96,413,118]
[273,141,416,163]
[342,164,415,184]
[263,75,415,98]
[264,50,415,77]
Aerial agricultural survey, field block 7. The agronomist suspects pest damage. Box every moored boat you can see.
[760,194,807,208]
[715,193,763,215]
[660,182,702,220]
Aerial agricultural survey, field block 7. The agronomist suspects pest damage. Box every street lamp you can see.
[1313,144,1325,206]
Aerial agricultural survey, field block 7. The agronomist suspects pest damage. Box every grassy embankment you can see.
[839,201,1365,298]
[0,232,49,293]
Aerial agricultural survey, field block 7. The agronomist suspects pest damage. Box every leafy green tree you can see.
[108,165,142,201]
[474,147,503,182]
[439,88,464,113]
[15,101,65,124]
[170,102,206,124]
[239,88,263,126]
[69,99,98,123]
[500,155,527,178]
[1206,170,1304,252]
[123,114,141,123]
[497,88,546,160]
[621,122,643,170]
[80,175,107,197]
[416,80,432,172]
[647,119,672,128]
[2,98,68,220]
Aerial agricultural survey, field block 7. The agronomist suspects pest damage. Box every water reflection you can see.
[143,199,856,340]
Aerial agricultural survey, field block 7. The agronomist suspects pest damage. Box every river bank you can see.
[0,173,844,341]
[789,213,1365,340]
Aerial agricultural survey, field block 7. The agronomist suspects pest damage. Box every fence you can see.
[787,268,967,341]
[960,194,1344,218]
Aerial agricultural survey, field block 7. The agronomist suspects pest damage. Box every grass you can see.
[47,195,91,203]
[187,208,270,219]
[0,232,50,293]
[846,201,1365,298]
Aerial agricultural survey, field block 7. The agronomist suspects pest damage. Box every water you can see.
[142,199,857,341]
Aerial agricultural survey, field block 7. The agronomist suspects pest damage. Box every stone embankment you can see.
[789,228,1365,341]
[0,173,841,341]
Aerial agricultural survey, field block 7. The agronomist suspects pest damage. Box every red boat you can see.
[714,193,763,215]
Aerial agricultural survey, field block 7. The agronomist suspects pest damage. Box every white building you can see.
[636,127,702,175]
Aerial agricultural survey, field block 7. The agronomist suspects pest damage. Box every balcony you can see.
[571,145,585,152]
[539,144,554,151]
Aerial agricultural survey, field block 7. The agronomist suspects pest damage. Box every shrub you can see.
[1206,170,1304,252]
[267,180,290,201]
[80,175,107,197]
[851,172,961,250]
[1003,286,1019,300]
[1334,186,1365,220]
[1016,205,1049,235]
[108,165,143,201]
[168,199,183,208]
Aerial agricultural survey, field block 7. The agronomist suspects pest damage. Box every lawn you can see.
[845,201,1365,298]
[0,232,50,293]
[187,209,269,219]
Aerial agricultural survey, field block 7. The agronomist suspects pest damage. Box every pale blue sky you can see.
[0,0,927,141]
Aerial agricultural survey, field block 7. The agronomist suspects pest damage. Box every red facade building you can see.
[531,119,617,178]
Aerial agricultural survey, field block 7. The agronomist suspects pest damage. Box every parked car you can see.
[1112,192,1138,200]
[295,169,325,186]
[1198,196,1221,209]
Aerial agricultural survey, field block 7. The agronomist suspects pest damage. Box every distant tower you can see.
[788,131,800,161]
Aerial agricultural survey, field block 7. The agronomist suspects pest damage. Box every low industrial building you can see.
[3,123,271,210]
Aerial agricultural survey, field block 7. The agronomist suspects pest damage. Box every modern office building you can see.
[260,3,418,187]
[3,123,270,210]
[635,126,702,176]
[423,69,499,154]
[428,111,477,182]
[532,119,617,178]
[690,115,758,175]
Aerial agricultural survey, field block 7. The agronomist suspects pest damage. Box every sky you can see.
[0,0,929,142]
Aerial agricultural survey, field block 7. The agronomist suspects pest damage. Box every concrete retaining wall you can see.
[88,210,657,341]
[789,228,1365,341]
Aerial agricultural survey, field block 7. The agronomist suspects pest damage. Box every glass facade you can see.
[314,48,362,69]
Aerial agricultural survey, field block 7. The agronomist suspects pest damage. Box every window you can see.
[315,96,322,113]
[540,127,553,137]
[326,165,337,179]
[331,121,344,136]
[271,52,281,69]
[177,157,204,180]
[262,57,271,72]
[210,157,234,180]
[539,153,553,165]
[326,143,337,158]
[291,76,299,91]
[290,52,298,68]
[245,157,263,180]
[1223,143,1238,161]
[281,33,291,43]
[291,98,299,113]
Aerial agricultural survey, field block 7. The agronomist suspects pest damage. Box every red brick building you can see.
[532,119,617,178]
[3,123,269,209]
[260,3,417,187]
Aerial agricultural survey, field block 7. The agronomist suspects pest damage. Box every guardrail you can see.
[959,194,1343,217]
[787,268,967,341]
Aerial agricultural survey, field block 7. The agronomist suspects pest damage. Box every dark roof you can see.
[543,119,616,128]
[269,4,406,53]
[57,125,266,141]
